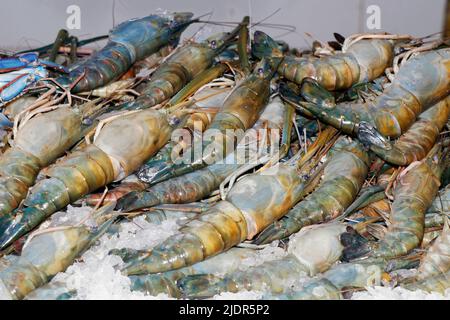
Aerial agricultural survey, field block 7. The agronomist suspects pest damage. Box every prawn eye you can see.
[258,67,264,74]
[82,118,94,126]
[210,40,217,49]
[169,116,181,126]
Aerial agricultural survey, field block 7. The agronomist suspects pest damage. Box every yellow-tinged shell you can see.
[94,109,172,180]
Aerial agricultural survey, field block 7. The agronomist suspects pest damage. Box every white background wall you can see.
[0,0,446,51]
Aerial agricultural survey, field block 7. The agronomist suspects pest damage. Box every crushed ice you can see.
[20,205,450,300]
[352,286,450,300]
[44,206,286,300]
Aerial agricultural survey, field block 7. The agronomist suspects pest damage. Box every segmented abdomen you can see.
[123,63,191,110]
[122,45,214,111]
[181,256,304,298]
[0,259,47,300]
[198,76,271,165]
[323,48,450,138]
[0,107,84,215]
[0,149,40,215]
[369,49,450,137]
[208,76,270,133]
[130,247,257,298]
[60,43,133,93]
[121,163,238,211]
[370,97,450,165]
[256,138,369,243]
[122,164,309,275]
[127,96,289,210]
[373,154,442,258]
[26,145,115,214]
[146,72,272,184]
[0,226,91,300]
[0,109,173,249]
[280,39,393,91]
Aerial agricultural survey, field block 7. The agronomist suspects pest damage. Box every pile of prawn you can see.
[0,11,449,300]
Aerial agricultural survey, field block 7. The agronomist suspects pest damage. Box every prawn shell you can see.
[94,109,172,180]
[347,39,393,83]
[374,158,442,258]
[226,165,302,239]
[0,148,40,186]
[14,107,83,166]
[288,223,347,276]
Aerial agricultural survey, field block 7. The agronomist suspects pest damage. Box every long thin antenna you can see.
[198,21,295,32]
[197,9,295,33]
[194,11,215,20]
[251,8,282,28]
[187,11,214,42]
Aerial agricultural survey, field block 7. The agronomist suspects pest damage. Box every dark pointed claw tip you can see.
[300,77,335,108]
[0,218,26,251]
[357,122,392,150]
[340,229,371,262]
[115,192,139,212]
[278,82,301,102]
[253,229,275,245]
[333,32,346,44]
[328,41,342,51]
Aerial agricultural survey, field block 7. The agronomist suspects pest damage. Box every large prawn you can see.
[137,31,284,185]
[57,12,196,93]
[362,96,450,166]
[0,99,107,216]
[117,17,249,111]
[178,223,348,298]
[118,127,338,275]
[0,107,181,249]
[116,96,293,212]
[343,144,447,260]
[0,204,115,300]
[254,136,370,245]
[282,47,450,139]
[254,33,396,91]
